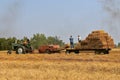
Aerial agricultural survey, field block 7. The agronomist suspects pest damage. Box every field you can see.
[0,49,120,80]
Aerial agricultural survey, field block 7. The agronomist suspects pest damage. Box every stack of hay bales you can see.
[64,43,70,48]
[75,42,81,49]
[80,30,114,49]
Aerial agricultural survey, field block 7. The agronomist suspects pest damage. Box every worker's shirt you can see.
[78,36,81,41]
[69,37,74,43]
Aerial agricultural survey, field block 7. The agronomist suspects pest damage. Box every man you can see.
[23,39,31,48]
[78,35,81,43]
[69,36,74,48]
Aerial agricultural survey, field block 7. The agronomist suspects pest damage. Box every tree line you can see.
[118,43,120,48]
[0,33,65,50]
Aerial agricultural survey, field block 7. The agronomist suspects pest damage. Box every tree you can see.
[118,42,120,48]
[6,37,17,50]
[47,36,64,46]
[0,33,65,50]
[0,37,17,50]
[30,33,47,49]
[0,38,6,50]
[30,34,64,49]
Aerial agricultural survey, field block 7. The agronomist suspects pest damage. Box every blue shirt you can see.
[69,37,74,43]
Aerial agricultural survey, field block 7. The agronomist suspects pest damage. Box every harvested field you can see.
[0,49,120,80]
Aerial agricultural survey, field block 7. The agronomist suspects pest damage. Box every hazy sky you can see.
[0,0,119,44]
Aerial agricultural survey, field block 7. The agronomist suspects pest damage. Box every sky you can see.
[0,0,120,44]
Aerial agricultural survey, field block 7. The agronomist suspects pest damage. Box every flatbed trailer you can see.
[66,48,111,54]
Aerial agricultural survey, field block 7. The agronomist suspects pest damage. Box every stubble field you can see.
[0,49,120,80]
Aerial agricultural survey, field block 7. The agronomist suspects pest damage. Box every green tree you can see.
[0,37,17,50]
[7,37,17,49]
[47,36,64,46]
[31,33,47,49]
[0,33,65,50]
[30,34,64,49]
[0,38,6,50]
[118,42,120,48]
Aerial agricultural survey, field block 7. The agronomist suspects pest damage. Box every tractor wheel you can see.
[16,47,25,54]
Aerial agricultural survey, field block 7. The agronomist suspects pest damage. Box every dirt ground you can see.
[0,48,120,80]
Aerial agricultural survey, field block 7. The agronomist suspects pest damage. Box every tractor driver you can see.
[23,39,31,48]
[23,40,27,45]
[27,39,31,47]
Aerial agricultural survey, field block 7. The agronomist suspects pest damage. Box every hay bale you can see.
[81,30,114,49]
[75,43,81,49]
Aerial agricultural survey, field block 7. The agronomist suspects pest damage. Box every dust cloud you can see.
[100,0,120,43]
[0,0,23,38]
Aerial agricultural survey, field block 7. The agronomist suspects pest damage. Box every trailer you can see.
[66,30,114,54]
[66,48,111,54]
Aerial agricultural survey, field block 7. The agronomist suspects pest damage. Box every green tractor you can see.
[12,40,34,54]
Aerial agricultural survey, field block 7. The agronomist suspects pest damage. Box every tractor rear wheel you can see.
[16,47,25,54]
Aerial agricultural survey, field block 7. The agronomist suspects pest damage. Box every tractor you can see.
[12,40,33,54]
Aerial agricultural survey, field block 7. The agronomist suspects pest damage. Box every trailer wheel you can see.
[95,50,101,54]
[103,50,109,54]
[45,49,51,54]
[16,47,25,54]
[75,50,79,54]
[66,50,70,54]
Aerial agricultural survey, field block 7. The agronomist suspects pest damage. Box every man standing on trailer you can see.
[69,35,74,48]
[78,35,81,43]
